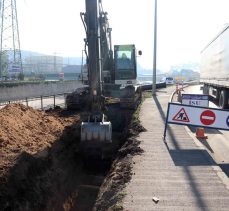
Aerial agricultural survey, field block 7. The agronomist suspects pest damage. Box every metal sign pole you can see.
[163,103,170,142]
[152,0,157,95]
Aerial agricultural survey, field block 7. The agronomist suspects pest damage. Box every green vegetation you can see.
[118,191,128,197]
[0,52,8,77]
[129,92,147,133]
[17,72,25,81]
[131,99,142,127]
[143,91,152,98]
[110,204,124,211]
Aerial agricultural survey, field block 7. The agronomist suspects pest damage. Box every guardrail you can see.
[0,81,173,110]
[0,93,71,110]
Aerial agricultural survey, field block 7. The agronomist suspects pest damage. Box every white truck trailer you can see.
[200,25,229,108]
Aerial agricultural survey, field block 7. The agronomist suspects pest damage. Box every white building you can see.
[23,55,63,74]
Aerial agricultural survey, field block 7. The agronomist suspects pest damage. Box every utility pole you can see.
[0,0,23,78]
[53,53,57,73]
[152,0,157,95]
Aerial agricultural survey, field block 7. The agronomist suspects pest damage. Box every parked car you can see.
[163,77,174,84]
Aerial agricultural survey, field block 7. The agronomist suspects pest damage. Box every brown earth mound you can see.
[0,104,80,210]
[0,104,77,179]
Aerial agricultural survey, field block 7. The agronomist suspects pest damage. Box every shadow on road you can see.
[219,164,229,177]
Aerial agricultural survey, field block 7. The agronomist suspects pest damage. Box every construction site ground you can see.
[0,98,144,210]
[120,86,229,210]
[1,85,229,211]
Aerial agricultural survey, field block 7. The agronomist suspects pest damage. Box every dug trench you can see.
[0,101,145,211]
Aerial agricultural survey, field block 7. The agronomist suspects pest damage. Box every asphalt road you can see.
[184,85,229,176]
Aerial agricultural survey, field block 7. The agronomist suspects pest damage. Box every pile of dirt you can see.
[0,104,80,210]
[0,104,78,178]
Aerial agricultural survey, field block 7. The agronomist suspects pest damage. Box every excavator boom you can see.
[80,0,112,159]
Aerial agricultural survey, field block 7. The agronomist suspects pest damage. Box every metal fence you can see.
[0,93,70,110]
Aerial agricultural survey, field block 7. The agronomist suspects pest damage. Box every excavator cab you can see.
[114,44,137,87]
[114,45,142,109]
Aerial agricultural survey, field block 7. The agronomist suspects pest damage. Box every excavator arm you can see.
[80,0,112,158]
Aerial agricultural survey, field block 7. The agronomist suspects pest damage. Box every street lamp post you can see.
[81,49,85,82]
[152,0,157,95]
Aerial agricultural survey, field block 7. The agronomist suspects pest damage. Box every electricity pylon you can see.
[0,0,23,78]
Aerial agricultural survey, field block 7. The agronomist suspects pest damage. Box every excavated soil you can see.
[0,104,79,179]
[0,104,81,210]
[0,103,145,211]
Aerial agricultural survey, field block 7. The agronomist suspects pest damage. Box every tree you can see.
[18,72,24,81]
[0,52,9,77]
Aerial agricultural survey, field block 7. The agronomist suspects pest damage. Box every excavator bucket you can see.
[80,114,112,159]
[81,121,112,142]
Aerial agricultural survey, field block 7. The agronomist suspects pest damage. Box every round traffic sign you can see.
[226,116,229,127]
[200,110,216,125]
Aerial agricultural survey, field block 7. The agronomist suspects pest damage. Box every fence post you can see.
[64,93,67,109]
[41,96,43,110]
[26,97,28,107]
[54,95,56,108]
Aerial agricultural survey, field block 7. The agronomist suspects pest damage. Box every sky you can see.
[16,0,229,71]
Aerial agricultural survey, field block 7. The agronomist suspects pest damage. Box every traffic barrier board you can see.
[200,110,216,125]
[164,103,229,140]
[166,103,229,130]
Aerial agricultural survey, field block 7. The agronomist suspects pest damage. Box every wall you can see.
[0,81,85,102]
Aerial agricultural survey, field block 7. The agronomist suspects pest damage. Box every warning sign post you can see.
[163,103,229,140]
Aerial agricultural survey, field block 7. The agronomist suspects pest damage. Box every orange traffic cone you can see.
[196,127,208,139]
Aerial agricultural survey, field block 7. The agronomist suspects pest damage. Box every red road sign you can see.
[200,110,216,125]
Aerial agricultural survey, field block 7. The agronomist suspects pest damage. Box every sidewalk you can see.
[122,91,229,211]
